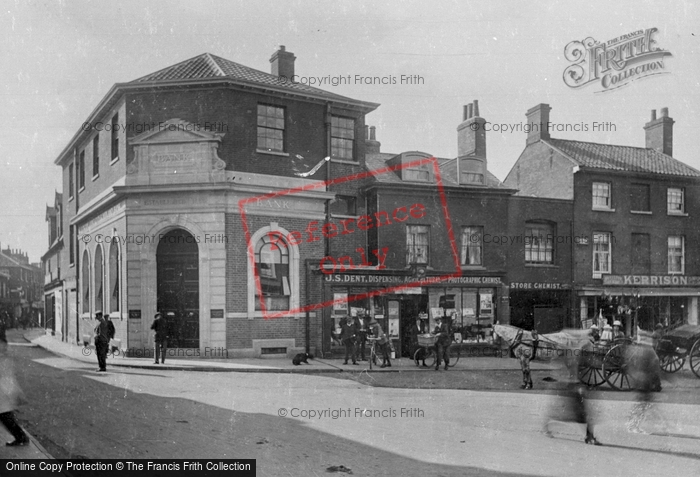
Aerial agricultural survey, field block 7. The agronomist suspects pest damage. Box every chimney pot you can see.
[473,100,480,117]
[369,126,377,141]
[467,104,473,119]
[661,107,668,118]
[463,105,469,121]
[651,110,657,121]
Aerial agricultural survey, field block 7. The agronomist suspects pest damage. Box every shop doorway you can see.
[398,294,428,357]
[156,229,200,348]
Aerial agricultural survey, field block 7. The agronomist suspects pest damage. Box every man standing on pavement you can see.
[354,311,369,361]
[433,317,451,371]
[93,311,110,372]
[105,314,116,352]
[340,315,358,365]
[151,312,168,364]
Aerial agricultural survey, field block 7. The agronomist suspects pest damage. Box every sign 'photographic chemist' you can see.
[239,157,461,319]
[563,28,672,93]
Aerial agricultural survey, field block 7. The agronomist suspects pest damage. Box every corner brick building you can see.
[505,104,700,335]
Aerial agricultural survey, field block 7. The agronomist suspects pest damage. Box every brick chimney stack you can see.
[525,104,551,145]
[270,45,296,79]
[365,125,381,155]
[457,100,486,159]
[644,107,674,156]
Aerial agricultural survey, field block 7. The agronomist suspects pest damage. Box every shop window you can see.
[631,233,650,274]
[255,233,290,311]
[525,222,554,264]
[667,188,685,215]
[406,225,429,265]
[331,116,355,160]
[257,104,285,152]
[629,183,650,212]
[247,225,300,317]
[460,226,482,266]
[592,182,611,210]
[330,195,357,216]
[668,235,684,274]
[592,232,611,278]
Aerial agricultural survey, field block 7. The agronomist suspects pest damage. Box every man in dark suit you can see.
[151,312,168,364]
[93,311,110,372]
[433,317,452,371]
[354,311,369,361]
[105,314,116,352]
[340,315,358,365]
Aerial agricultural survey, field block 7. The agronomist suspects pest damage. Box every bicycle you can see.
[414,334,461,368]
[367,337,381,370]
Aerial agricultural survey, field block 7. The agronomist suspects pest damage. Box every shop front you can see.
[508,282,572,333]
[323,272,507,358]
[577,274,700,336]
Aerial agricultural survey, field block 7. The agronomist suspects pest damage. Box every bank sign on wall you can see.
[602,275,700,286]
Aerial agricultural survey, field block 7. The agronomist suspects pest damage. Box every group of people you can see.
[92,310,169,371]
[588,319,626,343]
[338,313,392,368]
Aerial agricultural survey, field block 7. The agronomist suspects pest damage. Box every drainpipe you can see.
[324,103,332,258]
[304,259,314,354]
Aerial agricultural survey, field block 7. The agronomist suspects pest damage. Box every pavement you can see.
[27,330,559,374]
[0,329,548,462]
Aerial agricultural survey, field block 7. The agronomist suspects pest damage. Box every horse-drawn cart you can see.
[495,324,661,391]
[655,324,700,378]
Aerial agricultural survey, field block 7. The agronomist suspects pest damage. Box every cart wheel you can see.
[689,339,700,379]
[658,352,686,373]
[602,344,634,391]
[578,363,606,387]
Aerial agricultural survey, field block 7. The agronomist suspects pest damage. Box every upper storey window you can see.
[592,182,611,210]
[667,188,685,215]
[331,116,355,161]
[257,105,285,153]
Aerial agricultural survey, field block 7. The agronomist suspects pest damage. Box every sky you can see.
[1,0,698,263]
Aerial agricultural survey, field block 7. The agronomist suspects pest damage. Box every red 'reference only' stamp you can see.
[239,157,461,318]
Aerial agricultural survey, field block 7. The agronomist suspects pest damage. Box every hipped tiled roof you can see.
[131,53,365,104]
[545,138,700,177]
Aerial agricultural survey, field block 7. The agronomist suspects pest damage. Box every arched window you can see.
[109,242,120,313]
[81,250,90,314]
[94,245,104,313]
[254,232,290,311]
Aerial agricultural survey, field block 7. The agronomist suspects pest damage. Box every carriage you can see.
[654,324,700,378]
[494,324,661,392]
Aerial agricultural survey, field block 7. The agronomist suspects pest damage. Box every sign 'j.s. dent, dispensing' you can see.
[563,28,672,93]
